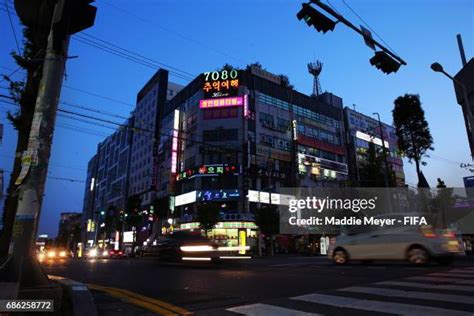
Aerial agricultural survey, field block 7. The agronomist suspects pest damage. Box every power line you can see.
[62,85,135,107]
[2,169,86,183]
[72,35,194,82]
[340,0,400,57]
[60,100,130,120]
[80,33,196,78]
[3,0,21,55]
[101,0,243,63]
[0,154,87,172]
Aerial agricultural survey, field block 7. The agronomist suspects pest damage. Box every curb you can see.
[48,275,98,316]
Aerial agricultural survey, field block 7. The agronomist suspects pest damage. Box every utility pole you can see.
[8,0,96,286]
[8,0,69,285]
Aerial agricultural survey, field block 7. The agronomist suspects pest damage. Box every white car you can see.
[327,215,464,265]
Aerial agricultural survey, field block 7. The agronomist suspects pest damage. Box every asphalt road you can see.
[43,256,474,315]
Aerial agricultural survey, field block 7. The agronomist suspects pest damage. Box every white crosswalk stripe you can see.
[339,285,474,304]
[408,276,474,284]
[227,303,321,315]
[226,268,474,316]
[377,280,474,292]
[291,293,471,316]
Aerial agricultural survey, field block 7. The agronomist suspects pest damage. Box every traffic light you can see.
[52,0,96,50]
[369,51,401,74]
[296,3,336,33]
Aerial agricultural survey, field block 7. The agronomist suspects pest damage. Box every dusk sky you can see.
[1,0,473,237]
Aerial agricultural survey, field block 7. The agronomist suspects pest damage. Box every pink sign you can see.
[200,96,243,109]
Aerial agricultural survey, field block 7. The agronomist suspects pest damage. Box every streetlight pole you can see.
[373,113,390,187]
[431,62,473,159]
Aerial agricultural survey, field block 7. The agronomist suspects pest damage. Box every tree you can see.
[278,74,294,89]
[358,143,396,187]
[393,94,433,187]
[195,203,220,236]
[254,205,279,255]
[245,62,264,71]
[0,27,48,257]
[219,63,235,72]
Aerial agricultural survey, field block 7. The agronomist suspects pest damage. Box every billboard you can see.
[202,69,240,99]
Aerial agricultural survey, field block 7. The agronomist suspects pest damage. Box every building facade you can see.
[163,66,349,246]
[343,107,405,187]
[81,117,134,247]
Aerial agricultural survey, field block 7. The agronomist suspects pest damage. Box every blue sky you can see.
[1,0,473,237]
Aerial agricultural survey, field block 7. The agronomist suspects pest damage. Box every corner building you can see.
[163,67,348,246]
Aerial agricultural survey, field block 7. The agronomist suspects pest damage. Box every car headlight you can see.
[47,251,56,258]
[180,245,214,252]
[37,253,45,261]
[89,249,97,257]
[102,250,108,257]
[59,251,67,258]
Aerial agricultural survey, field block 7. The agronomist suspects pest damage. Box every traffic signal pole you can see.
[309,0,407,66]
[8,0,69,286]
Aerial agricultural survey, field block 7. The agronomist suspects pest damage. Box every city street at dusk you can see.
[1,0,473,315]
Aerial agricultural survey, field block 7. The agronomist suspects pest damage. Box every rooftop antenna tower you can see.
[308,60,323,96]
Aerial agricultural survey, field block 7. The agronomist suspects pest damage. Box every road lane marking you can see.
[227,303,321,315]
[339,286,474,304]
[291,293,471,316]
[88,283,191,315]
[376,281,474,292]
[407,276,474,285]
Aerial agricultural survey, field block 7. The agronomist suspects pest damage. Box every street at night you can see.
[42,256,474,315]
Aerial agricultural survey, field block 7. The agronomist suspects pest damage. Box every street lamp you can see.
[431,62,473,158]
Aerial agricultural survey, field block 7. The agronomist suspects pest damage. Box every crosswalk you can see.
[225,267,474,316]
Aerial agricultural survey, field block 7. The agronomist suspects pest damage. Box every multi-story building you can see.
[81,70,182,247]
[56,212,82,251]
[343,107,405,186]
[161,66,348,246]
[81,117,134,247]
[128,69,183,209]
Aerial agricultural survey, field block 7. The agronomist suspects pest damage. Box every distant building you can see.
[344,108,405,187]
[81,117,134,247]
[57,212,82,251]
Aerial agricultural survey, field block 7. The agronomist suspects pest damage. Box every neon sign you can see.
[176,164,240,181]
[200,96,243,109]
[202,69,240,99]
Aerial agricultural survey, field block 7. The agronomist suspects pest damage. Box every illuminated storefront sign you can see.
[292,120,298,140]
[202,69,240,99]
[176,164,240,181]
[197,189,240,201]
[180,221,258,230]
[171,110,180,174]
[175,191,197,207]
[298,153,348,175]
[123,231,134,243]
[355,130,389,148]
[247,190,294,205]
[200,96,243,109]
